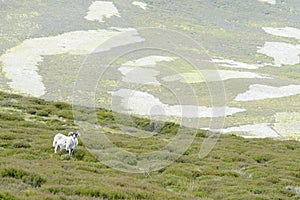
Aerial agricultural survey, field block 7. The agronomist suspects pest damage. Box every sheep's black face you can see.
[70,132,79,139]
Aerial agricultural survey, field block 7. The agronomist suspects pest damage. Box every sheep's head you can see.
[68,132,80,139]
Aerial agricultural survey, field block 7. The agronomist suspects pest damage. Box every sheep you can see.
[53,132,80,156]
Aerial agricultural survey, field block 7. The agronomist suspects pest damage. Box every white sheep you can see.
[52,132,80,156]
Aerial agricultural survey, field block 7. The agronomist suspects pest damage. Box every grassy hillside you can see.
[0,91,299,200]
[1,0,299,139]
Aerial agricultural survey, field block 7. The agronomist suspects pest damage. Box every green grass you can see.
[0,91,299,199]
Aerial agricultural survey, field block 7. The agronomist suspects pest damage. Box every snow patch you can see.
[262,27,300,40]
[0,28,144,97]
[85,1,120,22]
[118,56,177,85]
[212,58,262,69]
[208,123,280,138]
[132,1,148,10]
[257,0,276,5]
[258,42,300,66]
[119,67,161,85]
[163,70,273,83]
[109,89,245,119]
[235,84,300,101]
[124,56,177,67]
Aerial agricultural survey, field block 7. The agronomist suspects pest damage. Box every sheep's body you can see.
[53,132,79,156]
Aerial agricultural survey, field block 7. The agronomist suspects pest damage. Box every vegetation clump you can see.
[1,168,46,188]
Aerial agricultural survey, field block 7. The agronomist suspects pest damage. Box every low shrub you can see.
[247,187,265,194]
[196,130,207,138]
[57,110,73,119]
[36,110,49,117]
[97,109,115,125]
[1,168,27,179]
[48,186,127,199]
[1,168,46,187]
[12,141,31,149]
[159,122,180,135]
[73,148,86,160]
[0,192,17,200]
[266,176,280,184]
[22,174,46,188]
[26,108,37,115]
[0,134,16,140]
[253,154,273,163]
[53,102,71,110]
[0,112,23,121]
[0,142,10,148]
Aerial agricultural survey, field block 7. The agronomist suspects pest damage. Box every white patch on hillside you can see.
[118,56,177,85]
[109,89,245,119]
[0,28,144,97]
[124,56,177,67]
[210,123,280,138]
[258,27,300,66]
[206,114,300,139]
[119,67,161,85]
[212,58,262,69]
[257,0,276,5]
[162,70,272,83]
[258,42,300,66]
[85,1,120,22]
[132,1,148,10]
[262,27,300,40]
[235,84,300,101]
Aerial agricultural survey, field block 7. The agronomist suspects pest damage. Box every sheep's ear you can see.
[68,132,73,136]
[77,132,80,137]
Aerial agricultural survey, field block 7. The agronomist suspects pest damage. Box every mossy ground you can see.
[0,92,299,200]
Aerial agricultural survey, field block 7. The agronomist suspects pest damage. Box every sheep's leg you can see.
[54,145,58,154]
[66,146,69,155]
